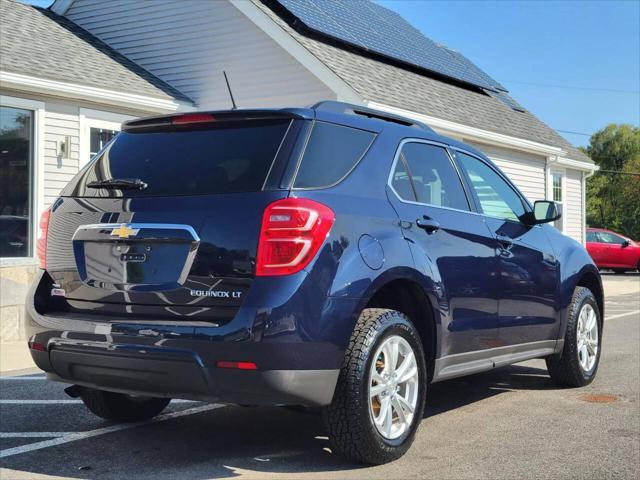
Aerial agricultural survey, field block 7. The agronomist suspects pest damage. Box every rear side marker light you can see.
[216,361,257,370]
[171,113,216,125]
[28,341,46,352]
[36,208,51,270]
[256,198,335,276]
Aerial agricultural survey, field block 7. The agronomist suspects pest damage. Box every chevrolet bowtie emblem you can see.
[110,225,139,239]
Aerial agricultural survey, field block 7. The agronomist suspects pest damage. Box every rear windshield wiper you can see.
[87,178,148,190]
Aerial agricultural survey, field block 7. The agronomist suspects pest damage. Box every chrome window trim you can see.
[386,138,473,213]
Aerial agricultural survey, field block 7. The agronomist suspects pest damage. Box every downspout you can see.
[582,167,598,245]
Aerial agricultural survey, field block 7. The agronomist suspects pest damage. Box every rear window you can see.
[62,119,291,197]
[293,121,375,189]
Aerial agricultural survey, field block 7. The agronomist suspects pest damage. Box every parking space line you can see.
[0,403,223,459]
[0,400,81,404]
[0,399,198,404]
[605,310,640,321]
[0,432,75,438]
[0,376,46,381]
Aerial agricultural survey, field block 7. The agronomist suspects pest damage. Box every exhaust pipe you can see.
[64,385,85,398]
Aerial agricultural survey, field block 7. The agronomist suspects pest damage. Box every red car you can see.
[586,228,640,273]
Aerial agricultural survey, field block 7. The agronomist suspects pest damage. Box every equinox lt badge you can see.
[190,290,242,298]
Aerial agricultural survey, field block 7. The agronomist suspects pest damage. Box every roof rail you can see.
[312,101,434,132]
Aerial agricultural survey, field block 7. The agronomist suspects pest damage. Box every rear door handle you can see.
[416,217,440,233]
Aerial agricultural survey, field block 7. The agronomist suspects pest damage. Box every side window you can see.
[390,142,469,211]
[456,151,527,222]
[293,121,375,188]
[598,232,626,245]
[586,231,599,242]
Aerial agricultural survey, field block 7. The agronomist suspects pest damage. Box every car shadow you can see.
[0,364,555,479]
[425,363,553,418]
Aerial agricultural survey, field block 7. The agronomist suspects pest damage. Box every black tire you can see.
[324,308,427,465]
[546,287,602,387]
[80,389,170,422]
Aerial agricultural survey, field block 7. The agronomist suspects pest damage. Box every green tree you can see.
[583,124,640,240]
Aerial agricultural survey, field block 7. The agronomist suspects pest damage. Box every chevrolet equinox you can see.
[26,101,604,464]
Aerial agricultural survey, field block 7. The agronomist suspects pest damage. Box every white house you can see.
[0,0,192,343]
[0,0,597,344]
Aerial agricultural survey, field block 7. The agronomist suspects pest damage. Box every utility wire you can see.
[555,129,592,137]
[504,80,639,95]
[596,169,640,176]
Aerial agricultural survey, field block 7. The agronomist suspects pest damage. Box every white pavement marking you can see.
[605,310,640,321]
[0,399,197,404]
[0,432,75,438]
[0,400,81,404]
[0,403,223,459]
[0,376,46,380]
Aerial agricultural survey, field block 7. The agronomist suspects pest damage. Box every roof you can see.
[257,0,592,164]
[0,0,191,103]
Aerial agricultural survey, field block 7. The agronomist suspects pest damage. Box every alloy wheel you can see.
[576,303,599,373]
[368,335,420,440]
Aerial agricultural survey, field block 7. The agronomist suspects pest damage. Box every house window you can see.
[80,110,129,166]
[0,106,33,258]
[89,127,118,160]
[551,171,565,232]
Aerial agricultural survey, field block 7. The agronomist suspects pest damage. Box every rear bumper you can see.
[25,267,359,406]
[30,339,339,406]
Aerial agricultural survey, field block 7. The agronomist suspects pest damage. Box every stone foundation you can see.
[0,263,38,342]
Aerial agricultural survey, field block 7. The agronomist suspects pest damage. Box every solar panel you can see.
[275,0,506,92]
[485,90,526,112]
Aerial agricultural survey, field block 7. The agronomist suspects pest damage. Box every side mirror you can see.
[621,239,630,248]
[531,200,561,225]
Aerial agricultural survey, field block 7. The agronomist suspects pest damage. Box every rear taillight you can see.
[36,208,51,269]
[28,341,46,352]
[256,198,335,276]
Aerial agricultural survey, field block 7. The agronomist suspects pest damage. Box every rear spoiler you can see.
[122,110,304,132]
[312,101,435,133]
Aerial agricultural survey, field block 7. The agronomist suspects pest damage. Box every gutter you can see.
[0,71,193,114]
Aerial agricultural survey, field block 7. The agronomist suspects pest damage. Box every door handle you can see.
[496,234,513,249]
[416,216,440,233]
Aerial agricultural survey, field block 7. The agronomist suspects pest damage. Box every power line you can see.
[555,129,592,137]
[597,169,640,176]
[503,80,639,94]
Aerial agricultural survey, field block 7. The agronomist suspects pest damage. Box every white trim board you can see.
[0,71,191,114]
[547,167,568,234]
[0,95,46,261]
[368,101,597,172]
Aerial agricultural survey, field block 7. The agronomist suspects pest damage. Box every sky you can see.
[19,0,640,148]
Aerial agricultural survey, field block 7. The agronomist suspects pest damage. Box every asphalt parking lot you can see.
[1,274,638,480]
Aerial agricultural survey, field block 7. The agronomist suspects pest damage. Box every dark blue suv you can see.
[26,101,604,464]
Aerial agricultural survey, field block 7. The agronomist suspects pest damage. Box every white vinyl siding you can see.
[43,103,80,207]
[565,169,583,243]
[466,142,546,203]
[65,0,335,110]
